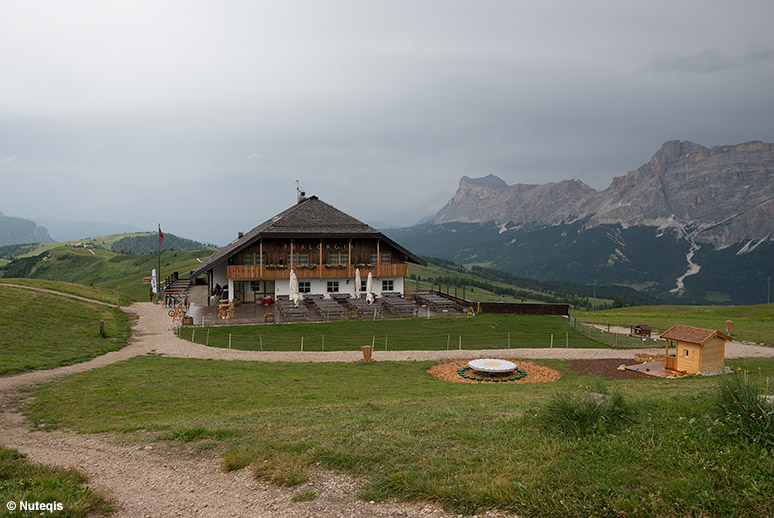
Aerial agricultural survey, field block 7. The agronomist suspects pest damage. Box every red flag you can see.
[159,226,164,248]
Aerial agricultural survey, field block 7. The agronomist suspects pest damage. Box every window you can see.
[371,252,378,264]
[328,251,348,264]
[288,252,309,265]
[381,252,391,264]
[327,281,339,293]
[250,281,261,292]
[242,252,255,265]
[684,349,689,357]
[361,280,367,292]
[382,280,394,291]
[298,281,310,293]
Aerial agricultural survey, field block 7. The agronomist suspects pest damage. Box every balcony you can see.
[228,263,408,280]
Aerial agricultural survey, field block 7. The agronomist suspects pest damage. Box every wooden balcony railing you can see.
[228,263,408,280]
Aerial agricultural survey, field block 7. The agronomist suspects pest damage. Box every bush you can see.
[714,370,774,447]
[540,379,634,436]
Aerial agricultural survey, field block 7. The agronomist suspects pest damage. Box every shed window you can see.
[684,349,689,357]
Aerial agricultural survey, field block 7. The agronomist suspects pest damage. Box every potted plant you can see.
[264,312,274,323]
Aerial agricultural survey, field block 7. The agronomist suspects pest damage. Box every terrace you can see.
[184,285,462,326]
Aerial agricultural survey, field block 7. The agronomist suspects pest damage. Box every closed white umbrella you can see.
[366,271,374,304]
[289,269,300,307]
[354,268,361,299]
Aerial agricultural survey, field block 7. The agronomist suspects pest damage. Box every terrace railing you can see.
[227,263,408,280]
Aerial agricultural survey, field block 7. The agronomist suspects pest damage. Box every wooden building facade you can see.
[661,324,731,375]
[191,196,426,304]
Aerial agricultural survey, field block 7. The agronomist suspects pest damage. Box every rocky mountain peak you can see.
[459,174,509,190]
[431,140,774,248]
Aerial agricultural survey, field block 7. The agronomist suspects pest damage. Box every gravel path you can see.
[1,299,772,517]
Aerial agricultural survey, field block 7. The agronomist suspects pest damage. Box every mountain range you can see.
[389,140,774,305]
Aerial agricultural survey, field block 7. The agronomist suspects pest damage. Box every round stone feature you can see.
[468,358,518,374]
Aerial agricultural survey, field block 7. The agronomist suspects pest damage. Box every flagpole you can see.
[157,224,162,304]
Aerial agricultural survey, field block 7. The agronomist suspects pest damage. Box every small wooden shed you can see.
[661,324,731,375]
[633,324,652,338]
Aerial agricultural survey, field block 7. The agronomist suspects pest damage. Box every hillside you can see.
[110,233,214,254]
[388,220,773,306]
[0,246,211,302]
[0,232,212,259]
[408,257,657,309]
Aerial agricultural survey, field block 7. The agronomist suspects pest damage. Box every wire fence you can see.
[568,315,664,348]
[174,324,632,352]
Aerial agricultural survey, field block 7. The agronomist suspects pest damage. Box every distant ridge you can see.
[0,213,53,245]
[432,140,774,248]
[35,217,143,242]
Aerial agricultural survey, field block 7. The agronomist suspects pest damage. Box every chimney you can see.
[238,232,244,239]
[295,179,306,203]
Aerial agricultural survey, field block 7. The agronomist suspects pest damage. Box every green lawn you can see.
[573,303,774,344]
[0,446,112,517]
[178,314,605,351]
[0,285,130,375]
[26,356,774,517]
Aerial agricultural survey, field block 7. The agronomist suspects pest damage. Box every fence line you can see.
[568,315,663,348]
[175,327,644,352]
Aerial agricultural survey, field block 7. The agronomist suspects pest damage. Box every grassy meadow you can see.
[0,284,130,375]
[0,278,123,305]
[574,303,774,344]
[0,446,112,517]
[178,314,605,351]
[26,355,774,517]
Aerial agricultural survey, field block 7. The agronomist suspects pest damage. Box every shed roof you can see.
[191,196,426,277]
[660,324,731,345]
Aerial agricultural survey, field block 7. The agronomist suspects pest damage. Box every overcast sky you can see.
[2,1,773,245]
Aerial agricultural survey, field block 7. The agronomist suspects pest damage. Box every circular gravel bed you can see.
[427,359,561,384]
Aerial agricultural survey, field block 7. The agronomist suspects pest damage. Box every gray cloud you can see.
[647,47,774,75]
[1,0,773,245]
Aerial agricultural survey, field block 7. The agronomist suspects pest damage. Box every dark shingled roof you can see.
[192,196,426,277]
[660,324,731,345]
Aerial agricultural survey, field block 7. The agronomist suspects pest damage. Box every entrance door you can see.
[264,281,276,300]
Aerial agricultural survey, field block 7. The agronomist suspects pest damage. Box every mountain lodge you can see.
[191,195,426,304]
